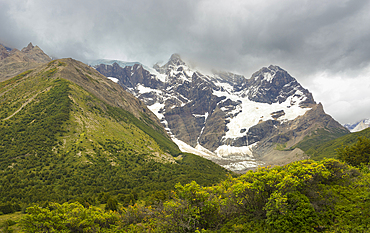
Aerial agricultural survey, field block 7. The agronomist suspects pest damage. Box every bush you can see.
[21,202,119,232]
[337,137,370,167]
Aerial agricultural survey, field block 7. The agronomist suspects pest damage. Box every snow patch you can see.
[215,144,255,158]
[137,84,163,94]
[107,77,119,83]
[148,102,165,120]
[214,80,234,93]
[263,72,274,82]
[146,66,167,82]
[171,138,217,158]
[221,160,263,171]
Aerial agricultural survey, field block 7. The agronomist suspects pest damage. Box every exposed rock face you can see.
[246,65,315,107]
[0,44,10,60]
[92,55,349,172]
[0,42,51,82]
[96,63,164,90]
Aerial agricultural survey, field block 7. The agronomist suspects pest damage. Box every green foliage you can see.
[265,191,317,232]
[275,142,288,151]
[0,203,20,215]
[0,70,33,90]
[0,219,16,233]
[292,127,349,158]
[300,128,370,160]
[21,202,119,232]
[119,202,153,226]
[57,61,67,67]
[114,159,369,232]
[0,78,71,170]
[337,136,370,167]
[105,198,118,212]
[8,158,370,232]
[42,67,58,78]
[106,105,181,156]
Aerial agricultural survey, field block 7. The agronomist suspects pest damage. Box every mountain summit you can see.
[247,65,315,106]
[93,54,349,172]
[0,42,51,82]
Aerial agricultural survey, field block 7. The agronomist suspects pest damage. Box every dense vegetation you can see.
[13,158,370,232]
[0,68,228,221]
[337,136,370,167]
[0,78,71,169]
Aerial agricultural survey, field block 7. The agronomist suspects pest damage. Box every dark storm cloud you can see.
[1,0,370,123]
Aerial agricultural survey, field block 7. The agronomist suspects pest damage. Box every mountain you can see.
[0,50,228,205]
[93,54,349,172]
[344,118,370,132]
[0,42,51,82]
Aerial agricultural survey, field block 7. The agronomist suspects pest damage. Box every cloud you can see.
[308,68,370,124]
[1,0,370,123]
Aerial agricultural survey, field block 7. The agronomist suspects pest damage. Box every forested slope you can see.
[0,59,229,213]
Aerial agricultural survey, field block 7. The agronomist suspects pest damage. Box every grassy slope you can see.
[304,127,370,160]
[0,63,229,207]
[292,127,349,151]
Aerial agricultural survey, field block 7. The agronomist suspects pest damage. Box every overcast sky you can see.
[1,0,370,124]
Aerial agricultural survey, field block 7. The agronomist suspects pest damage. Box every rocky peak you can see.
[247,65,315,106]
[21,42,34,53]
[0,43,51,82]
[154,53,188,75]
[251,65,290,83]
[169,53,185,66]
[0,44,9,60]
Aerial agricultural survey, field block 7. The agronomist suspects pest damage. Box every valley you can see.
[0,43,369,232]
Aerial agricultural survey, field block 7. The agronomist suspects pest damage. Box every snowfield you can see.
[213,88,311,139]
[215,144,256,158]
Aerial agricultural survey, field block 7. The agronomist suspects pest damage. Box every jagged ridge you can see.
[93,54,349,172]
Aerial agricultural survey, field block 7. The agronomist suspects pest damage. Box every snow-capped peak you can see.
[154,54,195,83]
[92,56,325,172]
[344,118,370,132]
[168,53,185,66]
[252,65,284,83]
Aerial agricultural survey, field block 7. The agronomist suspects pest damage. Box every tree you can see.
[105,198,118,212]
[337,137,370,167]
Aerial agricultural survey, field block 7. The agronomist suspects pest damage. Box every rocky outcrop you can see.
[0,44,10,60]
[96,63,164,90]
[0,42,51,82]
[246,65,315,107]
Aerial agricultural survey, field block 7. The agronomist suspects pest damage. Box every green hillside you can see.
[0,60,229,209]
[297,128,370,161]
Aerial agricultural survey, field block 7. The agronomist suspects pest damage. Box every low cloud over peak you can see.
[1,0,370,124]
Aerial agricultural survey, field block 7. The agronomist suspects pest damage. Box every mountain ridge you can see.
[93,54,349,172]
[0,50,229,205]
